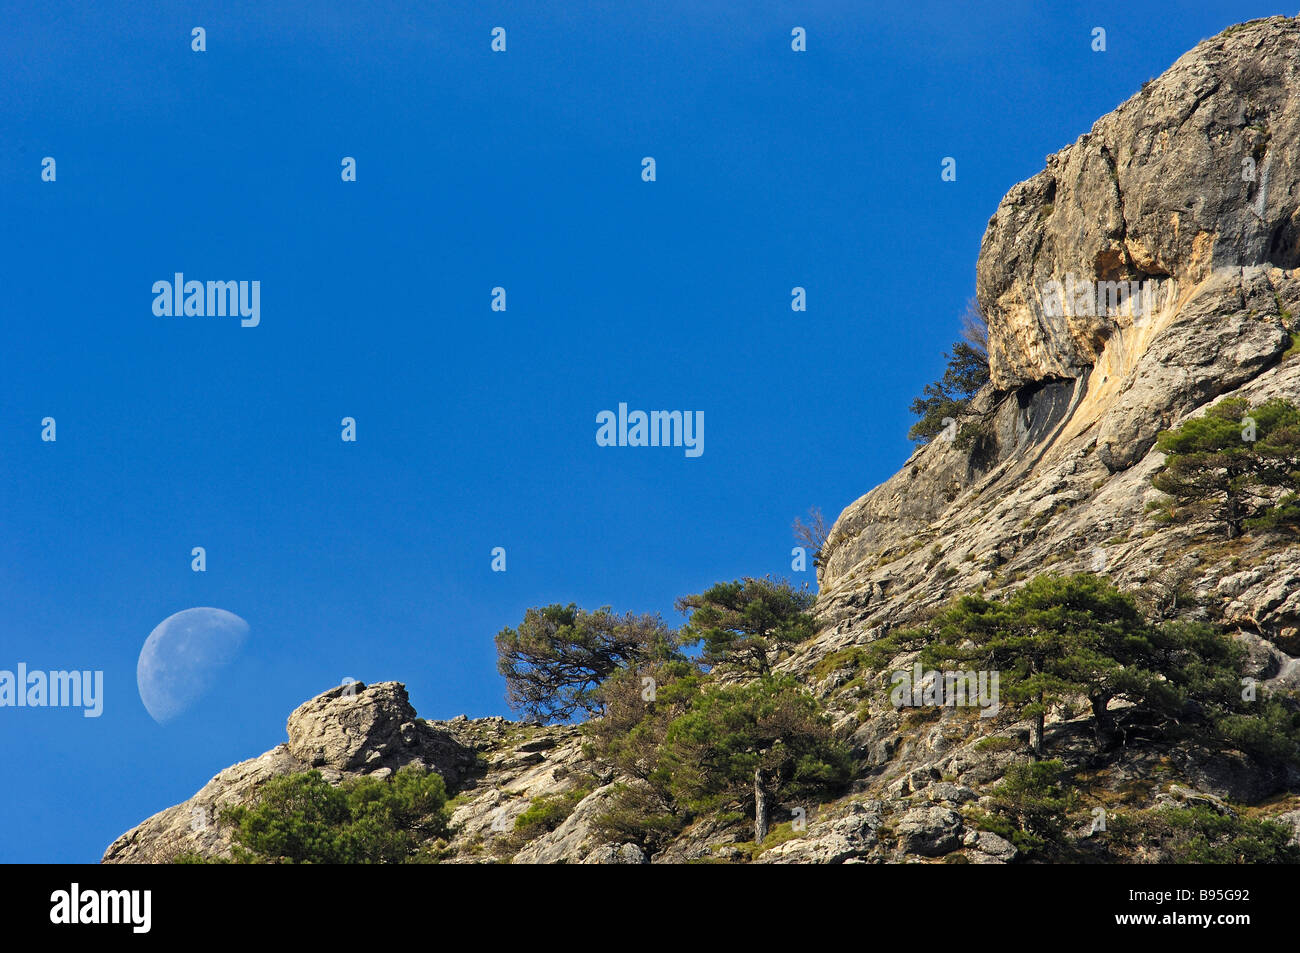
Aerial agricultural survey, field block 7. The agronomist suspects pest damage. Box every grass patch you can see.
[812,646,870,680]
[731,821,807,861]
[513,786,592,839]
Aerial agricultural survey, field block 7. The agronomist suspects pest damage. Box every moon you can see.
[137,607,249,724]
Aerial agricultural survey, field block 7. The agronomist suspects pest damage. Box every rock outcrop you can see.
[105,682,477,863]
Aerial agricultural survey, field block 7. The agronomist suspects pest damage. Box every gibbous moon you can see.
[137,608,249,724]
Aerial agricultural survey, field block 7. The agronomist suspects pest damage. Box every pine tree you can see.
[675,577,816,676]
[908,301,990,443]
[1152,397,1300,538]
[653,676,852,844]
[495,604,680,722]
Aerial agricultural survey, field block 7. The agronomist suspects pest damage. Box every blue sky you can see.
[0,1,1274,861]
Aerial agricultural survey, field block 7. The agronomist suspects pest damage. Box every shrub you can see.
[215,764,450,864]
[792,507,832,570]
[591,782,687,852]
[980,760,1078,855]
[513,787,591,839]
[1108,806,1300,864]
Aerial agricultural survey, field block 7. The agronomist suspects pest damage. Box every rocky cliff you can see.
[816,16,1300,642]
[107,17,1300,864]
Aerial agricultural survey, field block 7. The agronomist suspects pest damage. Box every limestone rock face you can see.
[978,16,1300,391]
[895,806,964,857]
[102,741,306,865]
[756,802,883,864]
[285,682,475,780]
[1092,268,1289,471]
[511,784,627,864]
[801,18,1300,865]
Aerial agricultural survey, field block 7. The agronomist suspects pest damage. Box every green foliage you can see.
[811,646,869,680]
[513,787,591,839]
[970,809,1025,845]
[216,765,449,864]
[591,782,687,850]
[1108,806,1300,864]
[728,820,808,861]
[876,574,1160,756]
[585,655,702,847]
[1152,397,1300,538]
[171,850,220,864]
[1247,492,1300,531]
[1136,620,1300,765]
[908,389,968,444]
[908,341,990,443]
[870,573,1300,765]
[1282,331,1300,362]
[585,658,704,782]
[1211,696,1300,764]
[653,675,854,816]
[675,576,816,676]
[495,603,681,722]
[584,659,702,851]
[979,760,1078,855]
[587,666,851,851]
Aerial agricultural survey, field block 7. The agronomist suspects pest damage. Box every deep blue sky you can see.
[0,1,1274,861]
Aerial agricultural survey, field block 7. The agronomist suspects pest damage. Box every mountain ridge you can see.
[106,16,1300,864]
